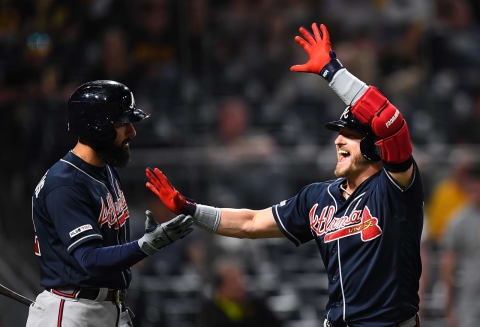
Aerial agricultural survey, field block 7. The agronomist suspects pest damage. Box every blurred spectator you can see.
[428,0,480,75]
[452,87,480,144]
[210,97,276,160]
[425,149,472,243]
[205,97,288,209]
[441,163,480,327]
[196,258,282,327]
[1,1,480,326]
[87,27,136,86]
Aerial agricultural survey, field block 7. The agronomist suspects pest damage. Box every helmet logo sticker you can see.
[129,92,135,109]
[340,107,350,120]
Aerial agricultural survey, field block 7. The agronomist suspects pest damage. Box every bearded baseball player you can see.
[145,23,423,327]
[27,80,194,327]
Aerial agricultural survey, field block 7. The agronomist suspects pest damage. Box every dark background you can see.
[1,0,479,326]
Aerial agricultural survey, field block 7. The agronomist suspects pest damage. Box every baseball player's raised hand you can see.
[138,210,194,255]
[145,168,196,216]
[290,23,343,81]
[146,168,222,234]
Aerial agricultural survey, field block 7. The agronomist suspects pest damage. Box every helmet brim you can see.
[325,120,347,132]
[117,107,150,123]
[325,119,371,135]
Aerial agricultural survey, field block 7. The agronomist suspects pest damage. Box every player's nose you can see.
[334,133,345,146]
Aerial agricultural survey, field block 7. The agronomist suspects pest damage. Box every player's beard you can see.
[334,151,369,178]
[96,138,132,168]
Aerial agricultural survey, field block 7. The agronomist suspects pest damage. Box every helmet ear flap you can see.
[79,120,117,150]
[86,118,117,142]
[68,102,117,148]
[360,136,381,161]
[87,124,117,143]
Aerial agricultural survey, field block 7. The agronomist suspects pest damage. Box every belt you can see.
[324,314,419,327]
[48,288,126,303]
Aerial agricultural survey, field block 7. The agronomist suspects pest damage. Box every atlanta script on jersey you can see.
[32,151,132,289]
[272,164,423,327]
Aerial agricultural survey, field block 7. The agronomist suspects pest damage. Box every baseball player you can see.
[145,23,423,327]
[27,80,194,327]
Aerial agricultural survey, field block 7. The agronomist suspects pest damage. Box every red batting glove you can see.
[290,23,343,81]
[145,168,196,215]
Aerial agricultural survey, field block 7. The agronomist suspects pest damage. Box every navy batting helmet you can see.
[325,107,381,161]
[67,80,149,147]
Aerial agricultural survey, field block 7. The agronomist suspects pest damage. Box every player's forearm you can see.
[217,208,262,238]
[193,205,258,238]
[329,68,368,106]
[144,168,281,238]
[193,206,280,239]
[73,241,147,276]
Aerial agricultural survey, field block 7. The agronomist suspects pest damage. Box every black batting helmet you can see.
[67,80,149,147]
[325,107,381,161]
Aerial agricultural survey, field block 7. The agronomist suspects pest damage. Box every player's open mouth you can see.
[338,150,350,163]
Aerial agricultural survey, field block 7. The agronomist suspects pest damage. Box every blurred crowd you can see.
[1,0,480,326]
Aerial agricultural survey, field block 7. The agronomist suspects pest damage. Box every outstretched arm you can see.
[291,23,414,186]
[73,210,193,276]
[145,168,284,238]
[218,208,283,238]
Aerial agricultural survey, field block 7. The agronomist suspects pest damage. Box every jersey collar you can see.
[333,170,382,202]
[66,151,108,179]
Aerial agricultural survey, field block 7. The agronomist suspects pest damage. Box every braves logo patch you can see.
[310,204,382,243]
[98,181,129,229]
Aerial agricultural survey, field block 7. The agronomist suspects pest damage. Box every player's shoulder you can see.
[39,152,102,194]
[378,160,423,194]
[301,178,342,194]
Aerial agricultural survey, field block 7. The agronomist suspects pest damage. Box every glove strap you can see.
[194,204,221,233]
[138,238,158,256]
[320,58,344,82]
[183,200,197,216]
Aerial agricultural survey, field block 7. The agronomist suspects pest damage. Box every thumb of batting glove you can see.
[290,23,343,82]
[144,210,157,230]
[138,210,194,256]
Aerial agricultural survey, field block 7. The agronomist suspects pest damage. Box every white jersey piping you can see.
[67,234,102,252]
[274,205,301,245]
[383,166,416,192]
[327,183,347,322]
[60,159,108,189]
[337,239,346,321]
[344,192,365,213]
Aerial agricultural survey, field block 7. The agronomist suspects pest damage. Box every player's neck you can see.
[71,142,106,167]
[345,163,382,194]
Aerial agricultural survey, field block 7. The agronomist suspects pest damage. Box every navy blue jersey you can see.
[272,163,423,327]
[32,151,132,289]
